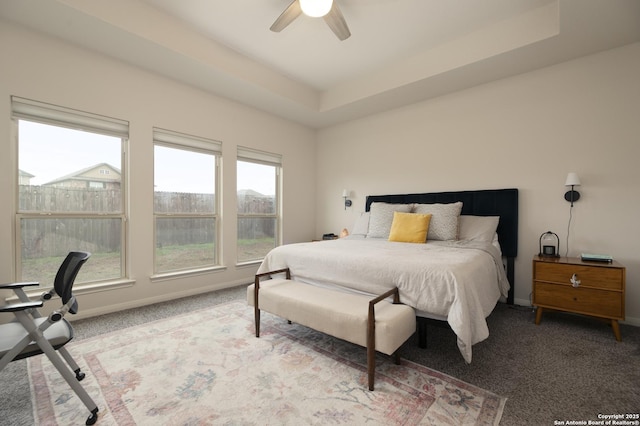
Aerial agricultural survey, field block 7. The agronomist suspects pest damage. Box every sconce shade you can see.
[565,172,581,186]
[564,172,581,206]
[342,189,352,209]
[300,0,333,17]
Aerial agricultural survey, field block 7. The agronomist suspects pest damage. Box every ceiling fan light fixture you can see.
[299,0,333,18]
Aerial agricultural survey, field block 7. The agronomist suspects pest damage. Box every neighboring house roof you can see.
[18,169,35,178]
[237,189,266,198]
[44,163,121,185]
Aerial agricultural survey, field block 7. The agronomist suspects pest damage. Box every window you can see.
[237,147,281,263]
[13,97,128,286]
[153,129,221,274]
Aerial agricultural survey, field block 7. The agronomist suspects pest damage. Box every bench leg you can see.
[254,278,261,338]
[367,342,375,391]
[254,306,260,338]
[367,304,376,391]
[366,287,401,391]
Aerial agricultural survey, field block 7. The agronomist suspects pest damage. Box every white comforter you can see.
[257,237,510,363]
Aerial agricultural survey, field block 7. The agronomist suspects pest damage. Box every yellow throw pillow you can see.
[388,212,432,243]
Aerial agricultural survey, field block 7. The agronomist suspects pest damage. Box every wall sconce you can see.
[564,172,581,207]
[342,189,352,210]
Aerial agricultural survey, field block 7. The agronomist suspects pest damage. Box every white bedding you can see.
[257,237,510,363]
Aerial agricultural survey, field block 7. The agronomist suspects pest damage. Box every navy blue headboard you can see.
[365,188,518,304]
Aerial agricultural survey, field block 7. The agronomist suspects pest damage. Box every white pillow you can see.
[412,202,463,241]
[366,203,412,238]
[351,212,370,236]
[458,215,500,242]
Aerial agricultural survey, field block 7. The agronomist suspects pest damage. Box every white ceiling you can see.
[1,0,640,128]
[144,0,555,90]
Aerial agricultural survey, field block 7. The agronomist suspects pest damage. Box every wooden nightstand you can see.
[532,255,626,341]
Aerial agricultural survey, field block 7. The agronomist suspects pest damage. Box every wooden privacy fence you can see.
[19,186,275,257]
[20,217,121,258]
[20,185,121,212]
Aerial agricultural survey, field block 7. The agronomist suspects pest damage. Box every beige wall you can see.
[0,21,317,319]
[2,19,638,328]
[316,42,640,324]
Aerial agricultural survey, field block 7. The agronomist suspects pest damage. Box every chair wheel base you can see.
[86,409,98,425]
[75,369,85,381]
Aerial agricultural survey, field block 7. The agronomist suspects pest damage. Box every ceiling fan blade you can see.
[270,0,302,32]
[323,2,351,41]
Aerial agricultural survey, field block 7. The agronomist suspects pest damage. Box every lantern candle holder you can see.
[539,231,560,258]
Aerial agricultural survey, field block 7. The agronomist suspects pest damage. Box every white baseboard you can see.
[71,279,249,321]
[623,316,640,327]
[513,297,531,307]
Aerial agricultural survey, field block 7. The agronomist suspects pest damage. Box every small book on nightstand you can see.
[581,253,613,263]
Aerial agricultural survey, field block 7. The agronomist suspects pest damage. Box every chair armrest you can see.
[0,300,43,313]
[0,281,40,290]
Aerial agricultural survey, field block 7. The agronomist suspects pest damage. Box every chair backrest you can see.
[53,251,91,314]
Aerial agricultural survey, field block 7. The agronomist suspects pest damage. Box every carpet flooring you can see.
[1,285,639,425]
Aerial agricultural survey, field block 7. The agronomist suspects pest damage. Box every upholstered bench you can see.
[247,268,416,390]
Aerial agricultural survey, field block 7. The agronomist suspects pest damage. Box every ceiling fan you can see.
[270,0,351,41]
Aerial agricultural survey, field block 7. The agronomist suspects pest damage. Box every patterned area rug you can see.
[28,301,505,425]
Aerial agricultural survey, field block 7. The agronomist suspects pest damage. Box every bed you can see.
[256,188,518,363]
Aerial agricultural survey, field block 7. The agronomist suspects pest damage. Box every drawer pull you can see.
[570,273,581,287]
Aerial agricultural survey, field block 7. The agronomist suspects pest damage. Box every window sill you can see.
[235,260,263,268]
[151,265,227,283]
[5,278,135,303]
[76,279,136,294]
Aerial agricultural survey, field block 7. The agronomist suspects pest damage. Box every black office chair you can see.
[0,251,99,425]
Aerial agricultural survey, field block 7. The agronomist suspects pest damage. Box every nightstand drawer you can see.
[534,282,623,319]
[534,262,623,290]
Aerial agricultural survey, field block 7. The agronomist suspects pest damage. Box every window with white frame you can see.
[153,128,221,274]
[237,147,281,263]
[13,97,128,286]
